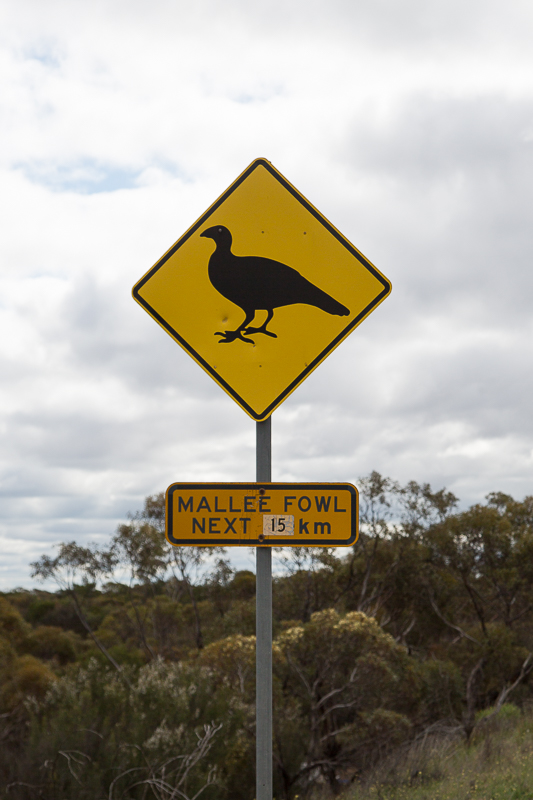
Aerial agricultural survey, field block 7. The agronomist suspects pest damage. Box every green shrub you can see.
[23,626,79,665]
[0,597,29,645]
[0,654,56,711]
[25,598,56,624]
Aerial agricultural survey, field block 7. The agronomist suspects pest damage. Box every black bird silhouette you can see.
[200,225,350,344]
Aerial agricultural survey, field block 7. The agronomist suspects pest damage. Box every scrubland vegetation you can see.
[1,473,533,799]
[343,704,533,800]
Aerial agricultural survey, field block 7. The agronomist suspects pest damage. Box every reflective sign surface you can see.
[133,159,391,420]
[166,483,358,546]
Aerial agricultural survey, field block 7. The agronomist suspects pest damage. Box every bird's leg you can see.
[215,310,256,344]
[244,309,277,338]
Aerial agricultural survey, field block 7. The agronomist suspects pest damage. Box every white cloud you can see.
[0,0,532,588]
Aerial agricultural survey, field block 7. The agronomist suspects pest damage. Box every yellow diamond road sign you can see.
[133,158,391,420]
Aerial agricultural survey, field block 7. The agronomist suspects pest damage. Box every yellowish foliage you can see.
[0,596,30,644]
[0,654,56,711]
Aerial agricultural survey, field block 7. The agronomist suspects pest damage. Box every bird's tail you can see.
[324,297,350,316]
[311,288,350,316]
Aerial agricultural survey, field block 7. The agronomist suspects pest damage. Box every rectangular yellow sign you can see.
[165,483,358,546]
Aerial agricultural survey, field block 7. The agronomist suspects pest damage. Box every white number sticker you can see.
[263,515,295,536]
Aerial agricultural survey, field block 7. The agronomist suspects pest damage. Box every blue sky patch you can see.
[23,39,63,70]
[18,160,142,194]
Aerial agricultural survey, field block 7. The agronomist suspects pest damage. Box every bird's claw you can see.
[243,327,277,338]
[214,330,255,344]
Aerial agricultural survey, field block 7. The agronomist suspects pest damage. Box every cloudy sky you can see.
[1,0,532,589]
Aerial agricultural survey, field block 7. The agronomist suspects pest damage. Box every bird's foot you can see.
[243,326,277,338]
[215,330,255,344]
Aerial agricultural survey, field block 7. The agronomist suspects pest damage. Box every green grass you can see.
[340,706,533,800]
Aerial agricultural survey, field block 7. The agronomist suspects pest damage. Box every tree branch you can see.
[481,652,533,724]
[428,594,481,645]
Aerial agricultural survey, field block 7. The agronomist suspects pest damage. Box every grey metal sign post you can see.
[132,158,389,800]
[256,417,272,800]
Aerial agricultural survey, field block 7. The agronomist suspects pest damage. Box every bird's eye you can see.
[218,227,222,232]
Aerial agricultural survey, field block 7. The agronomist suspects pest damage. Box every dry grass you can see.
[317,706,533,800]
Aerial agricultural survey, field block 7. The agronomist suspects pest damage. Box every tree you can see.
[31,492,227,658]
[111,515,169,660]
[134,493,226,650]
[333,473,457,644]
[30,542,124,675]
[272,609,421,797]
[424,498,533,738]
[273,547,338,624]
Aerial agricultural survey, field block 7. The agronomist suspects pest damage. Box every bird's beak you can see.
[200,229,212,239]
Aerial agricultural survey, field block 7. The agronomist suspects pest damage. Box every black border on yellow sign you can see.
[133,158,392,421]
[166,482,358,547]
